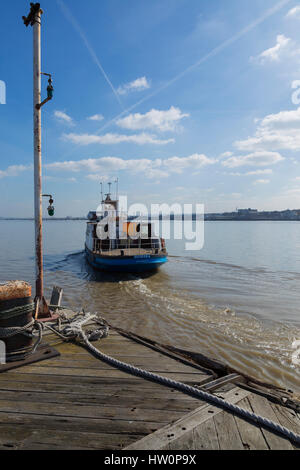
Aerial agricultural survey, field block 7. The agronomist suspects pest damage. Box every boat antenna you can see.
[100,182,103,202]
[108,182,112,196]
[115,178,119,201]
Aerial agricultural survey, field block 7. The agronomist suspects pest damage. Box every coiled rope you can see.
[47,313,300,447]
[0,303,35,321]
[0,302,43,361]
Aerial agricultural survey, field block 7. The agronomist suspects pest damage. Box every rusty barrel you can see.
[0,281,34,362]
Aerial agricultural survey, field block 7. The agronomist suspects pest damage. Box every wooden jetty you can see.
[0,316,299,450]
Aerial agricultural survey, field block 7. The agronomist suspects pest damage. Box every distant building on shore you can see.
[237,208,258,216]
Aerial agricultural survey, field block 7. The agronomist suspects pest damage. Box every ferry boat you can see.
[85,187,168,273]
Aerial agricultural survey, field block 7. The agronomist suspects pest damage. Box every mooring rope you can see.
[0,318,43,361]
[46,313,300,447]
[0,303,35,321]
[0,320,35,339]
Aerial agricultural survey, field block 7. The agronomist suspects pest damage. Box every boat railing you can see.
[92,238,166,256]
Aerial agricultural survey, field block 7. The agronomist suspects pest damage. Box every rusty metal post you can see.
[33,8,44,303]
[33,7,51,317]
[23,3,56,319]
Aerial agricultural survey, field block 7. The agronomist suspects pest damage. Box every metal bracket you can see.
[36,96,51,110]
[22,3,42,28]
[35,296,59,322]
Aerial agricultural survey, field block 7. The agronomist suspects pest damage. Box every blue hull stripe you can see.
[85,248,168,272]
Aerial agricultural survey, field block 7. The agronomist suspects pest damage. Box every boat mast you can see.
[115,178,119,211]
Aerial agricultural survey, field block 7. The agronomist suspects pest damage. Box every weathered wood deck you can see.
[0,327,299,450]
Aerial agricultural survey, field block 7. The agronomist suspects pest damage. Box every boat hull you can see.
[85,246,168,272]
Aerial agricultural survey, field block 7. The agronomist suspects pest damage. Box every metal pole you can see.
[33,8,43,302]
[23,3,56,320]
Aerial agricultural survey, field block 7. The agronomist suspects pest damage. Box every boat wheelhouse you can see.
[85,190,168,272]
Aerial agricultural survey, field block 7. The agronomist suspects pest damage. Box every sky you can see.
[1,0,300,217]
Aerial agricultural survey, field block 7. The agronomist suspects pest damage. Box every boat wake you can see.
[118,276,300,392]
[42,250,300,392]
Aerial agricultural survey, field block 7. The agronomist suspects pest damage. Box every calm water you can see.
[0,220,299,392]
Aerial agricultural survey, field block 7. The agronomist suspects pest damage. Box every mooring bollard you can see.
[0,281,35,362]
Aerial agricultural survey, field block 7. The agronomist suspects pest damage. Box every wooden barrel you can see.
[0,281,34,362]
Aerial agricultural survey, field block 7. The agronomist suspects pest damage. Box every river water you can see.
[0,219,299,392]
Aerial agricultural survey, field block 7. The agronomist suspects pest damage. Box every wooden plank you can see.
[213,411,244,450]
[0,389,200,412]
[0,372,204,390]
[0,398,188,423]
[201,374,242,392]
[0,426,140,450]
[49,286,63,308]
[271,403,300,450]
[125,387,251,450]
[192,416,220,450]
[168,430,195,450]
[0,380,200,401]
[4,365,209,384]
[248,394,294,450]
[25,357,208,374]
[233,398,268,450]
[0,411,162,436]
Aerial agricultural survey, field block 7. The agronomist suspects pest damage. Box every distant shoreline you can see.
[1,215,300,222]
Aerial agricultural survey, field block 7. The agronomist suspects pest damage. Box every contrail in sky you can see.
[55,0,291,164]
[96,0,292,134]
[56,0,124,110]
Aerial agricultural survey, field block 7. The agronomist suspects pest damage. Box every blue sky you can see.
[1,0,300,217]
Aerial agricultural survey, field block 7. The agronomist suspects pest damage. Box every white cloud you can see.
[235,106,300,152]
[254,34,291,63]
[117,76,150,95]
[45,153,216,180]
[87,114,104,121]
[229,169,273,176]
[220,151,233,158]
[86,174,110,182]
[165,154,216,173]
[286,6,300,18]
[62,132,174,146]
[116,106,189,132]
[222,151,284,168]
[253,179,270,185]
[285,188,300,195]
[0,164,31,179]
[54,110,74,125]
[43,175,77,183]
[247,169,273,175]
